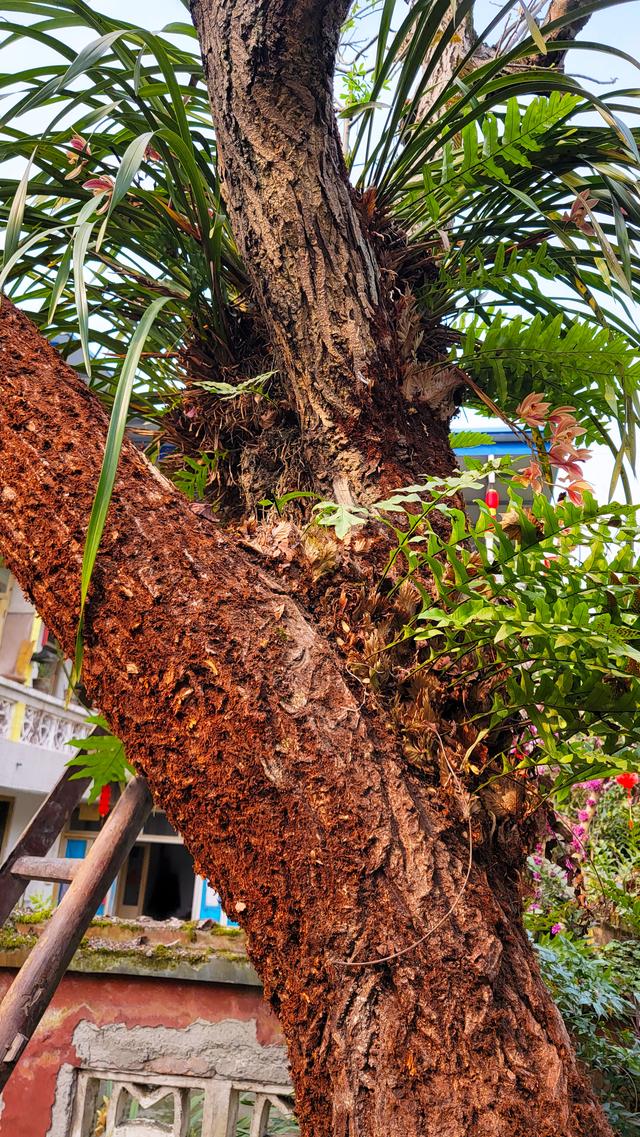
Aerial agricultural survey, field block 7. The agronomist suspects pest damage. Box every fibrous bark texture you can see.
[0,301,612,1135]
[0,0,613,1133]
[190,0,460,500]
[191,0,381,488]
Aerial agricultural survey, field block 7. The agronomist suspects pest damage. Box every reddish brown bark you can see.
[0,0,614,1133]
[0,301,611,1136]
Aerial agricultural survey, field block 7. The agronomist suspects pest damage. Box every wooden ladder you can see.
[0,763,152,1090]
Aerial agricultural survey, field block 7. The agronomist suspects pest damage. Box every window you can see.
[62,804,199,920]
[115,842,196,920]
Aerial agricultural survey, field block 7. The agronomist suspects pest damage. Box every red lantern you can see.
[485,488,499,511]
[615,771,639,828]
[98,784,112,819]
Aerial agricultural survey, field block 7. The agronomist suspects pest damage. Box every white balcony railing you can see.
[0,676,91,753]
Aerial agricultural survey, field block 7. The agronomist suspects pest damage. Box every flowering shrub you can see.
[524,778,640,1132]
[536,934,640,1135]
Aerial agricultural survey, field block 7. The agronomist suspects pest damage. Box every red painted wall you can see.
[0,970,281,1137]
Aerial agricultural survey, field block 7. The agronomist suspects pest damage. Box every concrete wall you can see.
[0,967,286,1137]
[0,737,69,796]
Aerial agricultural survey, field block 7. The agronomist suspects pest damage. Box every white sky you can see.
[3,0,640,502]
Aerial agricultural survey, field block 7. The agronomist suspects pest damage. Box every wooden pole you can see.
[0,766,90,926]
[0,776,152,1088]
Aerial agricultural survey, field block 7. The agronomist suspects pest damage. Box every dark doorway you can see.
[142,843,195,921]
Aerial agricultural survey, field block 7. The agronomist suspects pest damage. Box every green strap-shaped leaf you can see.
[0,225,61,293]
[72,213,98,378]
[59,29,125,88]
[74,293,171,681]
[47,240,72,324]
[107,130,154,219]
[3,148,35,265]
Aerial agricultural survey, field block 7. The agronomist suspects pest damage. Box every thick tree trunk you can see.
[0,310,611,1137]
[0,0,613,1133]
[190,0,461,500]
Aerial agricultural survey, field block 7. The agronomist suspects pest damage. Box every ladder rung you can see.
[0,777,153,1085]
[11,856,82,884]
[0,764,90,927]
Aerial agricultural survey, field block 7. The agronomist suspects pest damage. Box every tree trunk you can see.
[0,0,613,1132]
[0,304,611,1137]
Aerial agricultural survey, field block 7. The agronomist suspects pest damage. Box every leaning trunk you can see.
[0,0,614,1133]
[0,308,611,1136]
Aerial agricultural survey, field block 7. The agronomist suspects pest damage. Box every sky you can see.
[3,0,640,501]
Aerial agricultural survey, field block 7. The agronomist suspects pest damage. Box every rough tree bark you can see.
[0,0,613,1134]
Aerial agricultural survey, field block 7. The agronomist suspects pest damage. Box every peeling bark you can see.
[0,303,612,1136]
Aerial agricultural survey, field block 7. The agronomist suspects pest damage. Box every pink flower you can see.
[573,824,585,839]
[548,405,576,422]
[548,447,591,474]
[551,923,564,935]
[65,134,91,181]
[67,133,90,161]
[83,175,115,214]
[516,392,551,429]
[562,191,598,236]
[83,175,114,194]
[515,461,544,493]
[549,413,585,440]
[578,810,590,822]
[566,479,592,506]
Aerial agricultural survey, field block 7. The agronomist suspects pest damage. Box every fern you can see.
[421,241,558,321]
[420,93,582,212]
[67,714,134,801]
[453,312,640,448]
